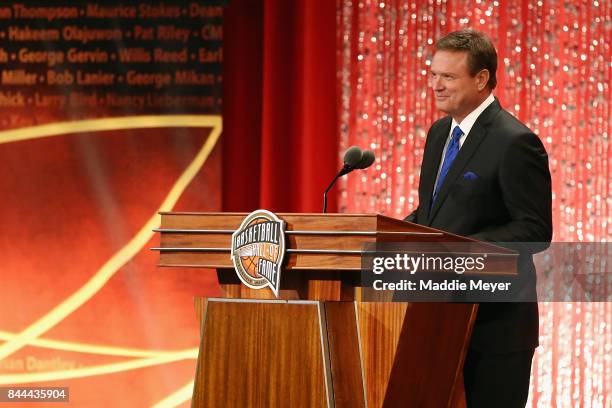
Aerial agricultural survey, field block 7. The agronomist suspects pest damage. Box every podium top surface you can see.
[154,212,516,272]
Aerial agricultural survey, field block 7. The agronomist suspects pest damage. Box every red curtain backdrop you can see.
[223,0,339,213]
[337,0,610,406]
[222,0,263,212]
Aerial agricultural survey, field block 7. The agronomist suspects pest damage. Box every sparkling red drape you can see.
[337,0,610,406]
[223,0,338,213]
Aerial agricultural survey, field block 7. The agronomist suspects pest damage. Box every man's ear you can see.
[475,69,490,91]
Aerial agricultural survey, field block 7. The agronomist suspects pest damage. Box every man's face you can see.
[430,50,485,122]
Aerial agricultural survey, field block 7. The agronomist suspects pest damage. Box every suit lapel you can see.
[420,117,451,218]
[427,100,502,225]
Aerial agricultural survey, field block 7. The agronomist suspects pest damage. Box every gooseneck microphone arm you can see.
[323,146,363,213]
[323,164,352,214]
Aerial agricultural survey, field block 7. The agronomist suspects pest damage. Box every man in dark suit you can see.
[405,30,552,407]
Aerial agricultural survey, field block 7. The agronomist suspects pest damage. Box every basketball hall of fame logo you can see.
[231,210,286,297]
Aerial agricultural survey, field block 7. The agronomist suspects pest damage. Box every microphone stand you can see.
[323,165,352,213]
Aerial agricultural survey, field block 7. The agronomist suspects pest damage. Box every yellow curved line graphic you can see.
[0,348,198,384]
[0,115,221,362]
[151,381,194,408]
[0,330,186,358]
[0,115,220,144]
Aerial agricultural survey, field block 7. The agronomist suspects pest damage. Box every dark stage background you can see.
[0,2,223,407]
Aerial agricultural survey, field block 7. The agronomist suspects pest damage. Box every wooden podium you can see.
[155,213,516,407]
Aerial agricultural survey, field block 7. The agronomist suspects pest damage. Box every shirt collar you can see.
[451,93,495,136]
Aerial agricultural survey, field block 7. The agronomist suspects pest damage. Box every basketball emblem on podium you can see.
[231,210,286,297]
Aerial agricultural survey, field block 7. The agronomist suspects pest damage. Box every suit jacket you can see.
[406,99,552,352]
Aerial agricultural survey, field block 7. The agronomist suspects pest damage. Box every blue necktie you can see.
[432,125,463,206]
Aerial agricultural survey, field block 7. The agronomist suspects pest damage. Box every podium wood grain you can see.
[159,213,517,407]
[193,300,328,407]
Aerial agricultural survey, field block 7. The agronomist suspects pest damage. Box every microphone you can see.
[323,147,376,213]
[337,146,364,177]
[355,150,375,169]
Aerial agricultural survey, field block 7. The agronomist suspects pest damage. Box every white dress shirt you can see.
[433,93,496,192]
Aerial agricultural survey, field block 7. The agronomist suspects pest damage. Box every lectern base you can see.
[192,298,473,408]
[192,298,365,407]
